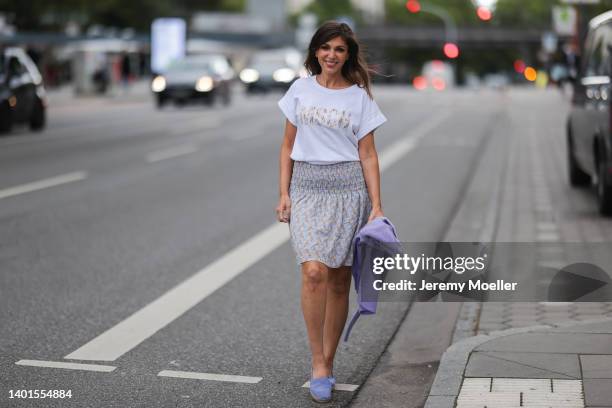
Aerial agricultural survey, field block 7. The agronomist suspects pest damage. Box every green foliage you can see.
[0,0,246,31]
[494,0,561,28]
[495,0,612,28]
[384,0,612,28]
[385,0,481,26]
[300,0,363,26]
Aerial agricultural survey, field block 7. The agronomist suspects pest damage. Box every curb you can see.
[423,316,612,408]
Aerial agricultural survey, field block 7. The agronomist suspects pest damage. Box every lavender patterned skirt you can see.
[289,161,371,268]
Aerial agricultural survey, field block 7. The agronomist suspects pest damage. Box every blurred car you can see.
[464,72,481,89]
[482,72,510,89]
[0,47,46,133]
[151,54,234,108]
[239,48,306,93]
[566,10,612,215]
[413,60,455,91]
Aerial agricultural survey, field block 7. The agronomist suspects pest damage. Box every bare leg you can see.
[323,265,352,373]
[301,261,331,379]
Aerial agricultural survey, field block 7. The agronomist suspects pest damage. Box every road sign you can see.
[553,6,577,36]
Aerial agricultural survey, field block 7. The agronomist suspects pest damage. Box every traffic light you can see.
[406,0,420,13]
[443,42,459,59]
[476,6,492,21]
[513,59,526,74]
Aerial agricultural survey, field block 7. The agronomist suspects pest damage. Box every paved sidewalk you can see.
[426,318,612,407]
[422,88,612,407]
[45,80,151,108]
[354,88,612,408]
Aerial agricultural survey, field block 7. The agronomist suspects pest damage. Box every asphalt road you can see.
[0,84,554,407]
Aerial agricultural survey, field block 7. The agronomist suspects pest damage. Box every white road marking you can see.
[158,370,262,384]
[302,381,359,392]
[378,111,452,172]
[0,171,87,200]
[231,133,262,141]
[15,359,116,372]
[169,118,220,135]
[146,144,199,163]
[63,109,453,362]
[537,232,560,242]
[64,222,290,361]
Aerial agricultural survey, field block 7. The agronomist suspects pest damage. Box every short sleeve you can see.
[355,95,387,140]
[278,80,299,126]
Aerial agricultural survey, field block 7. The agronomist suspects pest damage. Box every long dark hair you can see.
[304,21,379,99]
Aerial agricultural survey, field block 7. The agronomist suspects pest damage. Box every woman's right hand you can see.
[276,195,291,223]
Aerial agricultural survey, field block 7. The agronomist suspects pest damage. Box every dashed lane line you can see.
[15,359,116,372]
[158,370,262,384]
[146,144,199,163]
[0,171,87,200]
[302,381,359,392]
[378,111,452,172]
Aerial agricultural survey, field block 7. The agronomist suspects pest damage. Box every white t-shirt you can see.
[278,75,387,165]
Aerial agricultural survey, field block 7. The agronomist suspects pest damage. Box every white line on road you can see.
[230,133,262,141]
[63,110,453,362]
[169,118,220,135]
[378,111,452,172]
[15,359,116,372]
[147,144,199,163]
[302,381,359,392]
[158,370,262,384]
[64,222,290,361]
[0,171,87,200]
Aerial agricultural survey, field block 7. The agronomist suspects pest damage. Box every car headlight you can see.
[151,75,166,92]
[239,68,259,84]
[151,76,166,92]
[273,68,296,83]
[195,76,214,92]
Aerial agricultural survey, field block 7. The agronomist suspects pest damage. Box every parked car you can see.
[239,48,306,93]
[0,47,46,133]
[151,54,234,108]
[566,10,612,215]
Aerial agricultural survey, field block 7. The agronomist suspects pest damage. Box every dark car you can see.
[567,11,612,215]
[0,47,46,133]
[151,54,234,108]
[239,48,305,93]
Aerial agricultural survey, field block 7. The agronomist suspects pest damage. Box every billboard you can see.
[151,18,186,74]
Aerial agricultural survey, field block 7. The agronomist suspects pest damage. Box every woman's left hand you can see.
[367,207,384,223]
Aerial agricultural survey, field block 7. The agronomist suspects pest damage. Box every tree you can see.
[290,0,362,27]
[384,0,612,29]
[384,0,480,26]
[0,0,246,32]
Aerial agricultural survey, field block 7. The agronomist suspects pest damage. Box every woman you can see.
[275,21,387,403]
